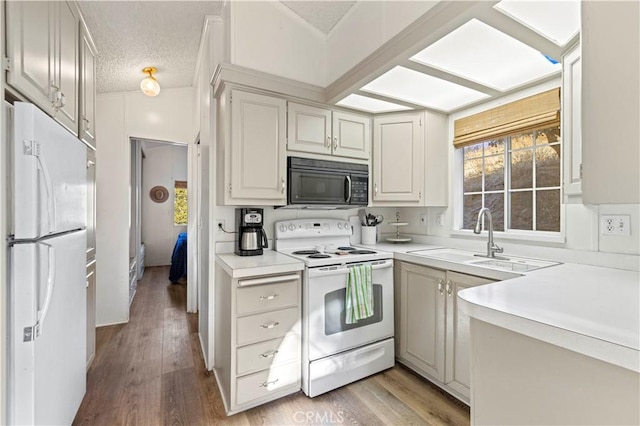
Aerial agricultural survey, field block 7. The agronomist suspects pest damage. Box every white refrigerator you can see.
[6,102,87,425]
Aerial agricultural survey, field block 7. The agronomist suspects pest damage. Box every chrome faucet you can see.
[473,208,505,259]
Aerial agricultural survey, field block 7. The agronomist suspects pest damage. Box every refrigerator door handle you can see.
[34,147,57,236]
[34,242,56,339]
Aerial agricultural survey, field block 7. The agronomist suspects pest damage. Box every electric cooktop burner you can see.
[337,246,355,251]
[292,250,320,255]
[350,250,377,255]
[307,254,331,259]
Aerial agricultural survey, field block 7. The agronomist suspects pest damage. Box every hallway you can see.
[74,266,469,425]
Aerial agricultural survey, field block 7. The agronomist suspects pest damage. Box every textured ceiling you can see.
[78,1,221,94]
[78,1,355,95]
[281,1,355,34]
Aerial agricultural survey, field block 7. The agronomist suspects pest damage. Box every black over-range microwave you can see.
[286,156,368,208]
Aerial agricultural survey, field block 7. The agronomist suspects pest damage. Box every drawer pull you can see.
[259,350,279,358]
[260,322,280,329]
[259,379,279,388]
[259,294,279,301]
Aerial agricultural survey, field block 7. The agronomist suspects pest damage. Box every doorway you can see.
[130,137,193,311]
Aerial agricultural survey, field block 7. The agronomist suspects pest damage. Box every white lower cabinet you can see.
[215,268,301,415]
[397,262,493,402]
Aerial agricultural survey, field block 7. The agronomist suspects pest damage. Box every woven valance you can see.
[453,88,560,148]
[175,180,187,189]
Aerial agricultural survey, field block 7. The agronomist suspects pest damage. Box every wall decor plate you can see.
[150,185,169,203]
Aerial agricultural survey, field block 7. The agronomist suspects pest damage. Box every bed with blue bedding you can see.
[169,232,188,283]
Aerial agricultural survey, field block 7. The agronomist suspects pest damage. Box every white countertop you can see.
[216,251,304,279]
[458,263,640,372]
[359,242,640,372]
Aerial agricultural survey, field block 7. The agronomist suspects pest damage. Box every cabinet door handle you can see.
[374,183,378,195]
[326,136,331,149]
[259,350,279,358]
[333,137,338,150]
[280,177,285,193]
[438,278,444,295]
[446,280,453,297]
[58,92,66,108]
[260,322,280,329]
[259,294,278,301]
[259,378,279,388]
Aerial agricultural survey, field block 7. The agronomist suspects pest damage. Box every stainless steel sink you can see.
[407,248,560,273]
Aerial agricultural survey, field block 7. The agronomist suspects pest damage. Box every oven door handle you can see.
[308,260,393,277]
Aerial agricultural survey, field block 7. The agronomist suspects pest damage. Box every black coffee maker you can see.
[235,208,268,256]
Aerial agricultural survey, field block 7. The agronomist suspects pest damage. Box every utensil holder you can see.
[361,226,377,245]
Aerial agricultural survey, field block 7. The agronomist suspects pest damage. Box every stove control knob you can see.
[279,224,287,232]
[337,222,343,229]
[344,222,350,230]
[288,223,296,231]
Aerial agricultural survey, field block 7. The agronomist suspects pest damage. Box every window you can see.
[174,181,187,226]
[461,127,561,233]
[454,88,562,235]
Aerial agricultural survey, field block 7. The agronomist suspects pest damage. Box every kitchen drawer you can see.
[236,277,299,316]
[236,307,299,346]
[235,361,300,406]
[236,334,300,376]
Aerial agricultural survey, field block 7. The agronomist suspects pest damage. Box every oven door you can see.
[289,169,350,205]
[305,259,394,361]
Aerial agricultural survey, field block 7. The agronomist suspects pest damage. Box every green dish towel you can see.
[345,264,374,324]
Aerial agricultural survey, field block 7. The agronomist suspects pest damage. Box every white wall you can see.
[96,87,194,326]
[326,1,438,84]
[141,144,188,266]
[230,1,326,87]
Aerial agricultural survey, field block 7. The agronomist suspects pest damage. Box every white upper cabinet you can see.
[80,25,97,148]
[7,1,80,136]
[55,1,80,134]
[6,2,56,114]
[287,103,370,160]
[562,43,582,198]
[372,112,424,204]
[372,110,448,206]
[287,103,332,155]
[332,111,370,160]
[228,90,287,204]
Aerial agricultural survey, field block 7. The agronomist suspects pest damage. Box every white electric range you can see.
[274,219,395,397]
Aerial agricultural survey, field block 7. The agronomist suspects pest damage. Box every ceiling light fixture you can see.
[140,67,160,97]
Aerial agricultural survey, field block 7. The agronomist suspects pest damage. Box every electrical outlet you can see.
[216,219,226,233]
[600,215,631,235]
[420,214,428,226]
[435,213,444,228]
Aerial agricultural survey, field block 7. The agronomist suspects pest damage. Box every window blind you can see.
[453,88,560,148]
[175,180,187,189]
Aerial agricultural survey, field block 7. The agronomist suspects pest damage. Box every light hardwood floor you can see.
[74,265,470,425]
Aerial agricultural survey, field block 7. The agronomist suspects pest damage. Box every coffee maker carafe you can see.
[235,208,268,256]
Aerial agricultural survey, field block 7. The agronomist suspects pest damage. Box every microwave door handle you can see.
[345,175,352,203]
[260,228,269,249]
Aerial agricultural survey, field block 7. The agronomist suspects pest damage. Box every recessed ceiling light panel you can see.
[336,94,412,113]
[494,0,580,46]
[410,19,561,91]
[361,66,490,112]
